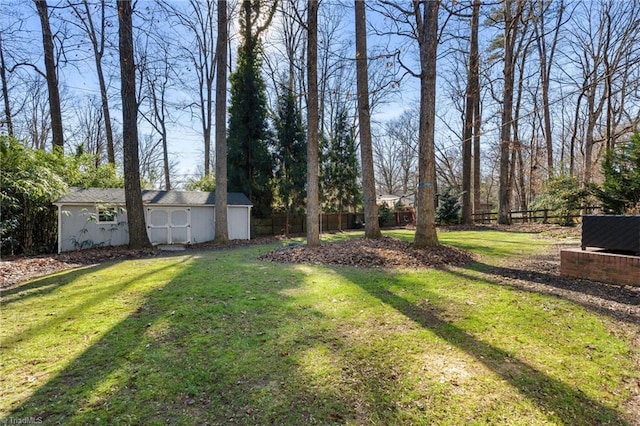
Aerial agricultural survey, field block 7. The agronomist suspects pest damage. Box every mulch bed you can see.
[258,236,475,269]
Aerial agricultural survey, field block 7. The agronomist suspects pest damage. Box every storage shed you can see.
[54,188,252,253]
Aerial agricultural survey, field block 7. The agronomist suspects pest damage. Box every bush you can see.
[597,133,640,214]
[1,137,66,254]
[436,189,461,225]
[531,175,594,225]
[0,136,123,255]
[378,202,393,227]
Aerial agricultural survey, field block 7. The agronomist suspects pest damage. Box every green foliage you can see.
[227,3,274,218]
[0,136,122,255]
[273,85,306,215]
[185,173,216,192]
[322,108,361,214]
[1,136,67,254]
[597,133,640,214]
[531,175,593,225]
[378,202,393,226]
[436,188,461,225]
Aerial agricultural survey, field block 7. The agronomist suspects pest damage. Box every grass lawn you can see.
[1,229,638,425]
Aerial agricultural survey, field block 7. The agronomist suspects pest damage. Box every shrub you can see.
[436,189,461,225]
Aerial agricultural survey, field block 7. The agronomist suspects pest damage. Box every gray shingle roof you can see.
[55,188,252,206]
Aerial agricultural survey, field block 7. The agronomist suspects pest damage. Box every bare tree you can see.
[355,0,381,239]
[566,0,640,184]
[461,0,480,224]
[117,0,151,249]
[413,0,440,247]
[306,0,320,247]
[139,36,173,190]
[25,78,51,150]
[33,0,64,151]
[71,97,105,163]
[66,0,116,164]
[533,0,564,178]
[160,0,217,175]
[0,32,14,136]
[374,1,440,246]
[497,0,523,225]
[215,0,229,243]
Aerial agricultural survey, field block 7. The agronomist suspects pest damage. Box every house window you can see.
[97,208,117,224]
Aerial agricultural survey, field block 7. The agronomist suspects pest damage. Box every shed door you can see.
[146,207,191,245]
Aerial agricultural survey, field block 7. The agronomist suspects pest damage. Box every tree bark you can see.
[413,0,439,248]
[534,0,563,178]
[70,0,115,164]
[355,0,381,239]
[117,0,152,249]
[34,0,64,152]
[461,0,480,225]
[0,32,13,136]
[306,0,320,247]
[473,86,481,214]
[215,0,229,243]
[498,0,518,225]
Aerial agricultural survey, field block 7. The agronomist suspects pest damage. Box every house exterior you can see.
[54,188,252,253]
[376,193,415,208]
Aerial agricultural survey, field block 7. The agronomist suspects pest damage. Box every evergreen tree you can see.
[227,1,275,218]
[274,85,306,235]
[324,108,361,230]
[599,133,640,214]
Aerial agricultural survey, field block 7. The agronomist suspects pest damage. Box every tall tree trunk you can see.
[473,90,481,214]
[161,123,171,190]
[34,0,64,152]
[306,0,320,247]
[413,0,440,248]
[0,32,13,136]
[117,0,152,249]
[72,0,115,164]
[498,0,518,225]
[355,0,381,239]
[534,0,563,178]
[461,0,480,224]
[215,0,229,243]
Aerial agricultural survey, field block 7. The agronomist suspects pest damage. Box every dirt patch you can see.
[259,236,475,269]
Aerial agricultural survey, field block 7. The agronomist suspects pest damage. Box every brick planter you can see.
[560,248,640,287]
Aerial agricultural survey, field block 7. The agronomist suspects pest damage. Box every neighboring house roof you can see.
[54,187,253,207]
[376,193,415,206]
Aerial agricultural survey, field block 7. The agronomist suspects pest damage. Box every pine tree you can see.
[599,133,640,214]
[227,1,275,218]
[324,108,361,230]
[274,85,306,236]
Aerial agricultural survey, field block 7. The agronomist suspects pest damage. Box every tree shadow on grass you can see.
[457,262,640,326]
[338,268,631,425]
[0,261,185,350]
[4,255,393,424]
[0,264,111,308]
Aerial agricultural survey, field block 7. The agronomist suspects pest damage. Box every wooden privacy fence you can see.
[471,206,601,224]
[253,212,365,237]
[253,207,602,237]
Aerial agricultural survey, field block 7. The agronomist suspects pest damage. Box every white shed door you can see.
[147,207,191,244]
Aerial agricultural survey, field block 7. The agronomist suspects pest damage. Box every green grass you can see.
[1,230,637,425]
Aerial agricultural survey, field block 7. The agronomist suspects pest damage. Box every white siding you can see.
[228,206,250,240]
[190,206,215,243]
[58,203,249,252]
[59,205,129,252]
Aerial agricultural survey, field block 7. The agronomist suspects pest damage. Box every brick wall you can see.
[560,248,640,287]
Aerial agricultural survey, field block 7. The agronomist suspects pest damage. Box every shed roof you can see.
[54,188,252,207]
